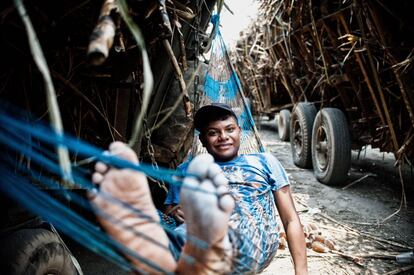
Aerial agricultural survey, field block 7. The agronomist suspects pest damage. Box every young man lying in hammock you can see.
[91,103,308,274]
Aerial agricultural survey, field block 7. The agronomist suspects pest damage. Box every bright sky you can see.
[219,0,259,48]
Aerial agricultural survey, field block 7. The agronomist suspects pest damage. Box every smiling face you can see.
[199,115,241,162]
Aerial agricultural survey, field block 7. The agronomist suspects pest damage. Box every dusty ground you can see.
[67,118,414,274]
[258,118,414,275]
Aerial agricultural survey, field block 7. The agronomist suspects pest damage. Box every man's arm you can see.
[274,185,308,275]
[164,175,185,223]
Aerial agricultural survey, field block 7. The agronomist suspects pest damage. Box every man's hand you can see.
[165,205,185,224]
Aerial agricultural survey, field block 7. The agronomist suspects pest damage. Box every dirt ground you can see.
[67,118,414,275]
[258,118,414,275]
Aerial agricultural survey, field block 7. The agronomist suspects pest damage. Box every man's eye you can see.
[227,128,235,133]
[207,131,218,136]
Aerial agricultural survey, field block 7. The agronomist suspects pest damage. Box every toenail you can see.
[212,174,228,186]
[217,192,232,199]
[217,192,234,211]
[184,174,204,182]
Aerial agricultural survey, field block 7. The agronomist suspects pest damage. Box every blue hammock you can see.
[194,14,265,156]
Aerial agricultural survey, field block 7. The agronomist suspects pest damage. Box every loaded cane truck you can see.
[234,0,414,185]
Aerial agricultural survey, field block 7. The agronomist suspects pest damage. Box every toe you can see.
[212,173,228,186]
[199,179,216,195]
[207,162,228,186]
[207,163,222,179]
[217,185,234,213]
[187,154,214,178]
[182,176,200,197]
[92,172,104,184]
[218,196,234,213]
[95,161,108,174]
[109,141,138,163]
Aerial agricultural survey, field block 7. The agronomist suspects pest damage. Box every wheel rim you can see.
[292,118,303,157]
[315,125,329,171]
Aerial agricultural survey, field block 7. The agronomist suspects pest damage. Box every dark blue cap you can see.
[194,102,237,132]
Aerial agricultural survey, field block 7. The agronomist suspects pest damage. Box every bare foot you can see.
[177,154,235,274]
[90,141,176,274]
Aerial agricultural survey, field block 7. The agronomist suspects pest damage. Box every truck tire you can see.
[0,228,77,275]
[311,108,351,185]
[278,109,291,141]
[290,102,317,168]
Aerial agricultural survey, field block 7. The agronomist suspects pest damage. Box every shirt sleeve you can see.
[164,183,181,205]
[263,153,290,191]
[164,161,189,205]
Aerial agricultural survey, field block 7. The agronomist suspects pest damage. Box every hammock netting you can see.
[193,15,265,156]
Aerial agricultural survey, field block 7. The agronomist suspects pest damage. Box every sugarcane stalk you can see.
[158,0,172,36]
[87,0,118,66]
[169,7,195,20]
[339,14,386,127]
[162,39,192,116]
[117,0,154,149]
[172,10,188,71]
[14,0,73,185]
[354,2,399,151]
[309,0,331,86]
[366,3,414,130]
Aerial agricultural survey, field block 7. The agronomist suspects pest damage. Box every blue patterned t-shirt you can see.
[166,153,290,273]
